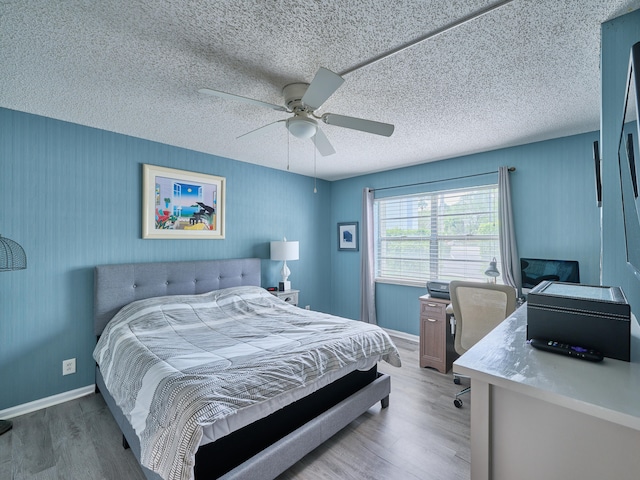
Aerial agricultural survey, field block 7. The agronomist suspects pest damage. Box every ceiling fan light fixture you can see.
[286,116,317,139]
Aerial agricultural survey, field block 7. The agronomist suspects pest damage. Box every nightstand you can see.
[270,289,299,306]
[419,295,458,373]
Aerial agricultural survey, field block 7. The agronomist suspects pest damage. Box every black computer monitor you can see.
[520,258,580,289]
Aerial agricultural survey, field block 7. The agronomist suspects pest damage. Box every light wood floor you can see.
[0,336,470,480]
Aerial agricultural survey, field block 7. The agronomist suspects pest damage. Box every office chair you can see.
[450,281,517,408]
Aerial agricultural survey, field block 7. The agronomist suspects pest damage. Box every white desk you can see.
[453,305,640,480]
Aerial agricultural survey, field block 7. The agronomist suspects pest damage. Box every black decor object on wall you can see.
[593,140,602,207]
[627,133,638,198]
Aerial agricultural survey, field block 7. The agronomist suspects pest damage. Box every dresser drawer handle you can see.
[427,303,438,307]
[427,318,438,322]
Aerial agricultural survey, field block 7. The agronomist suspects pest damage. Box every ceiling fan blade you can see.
[313,126,336,156]
[301,67,345,110]
[237,119,286,140]
[321,113,394,137]
[199,88,287,112]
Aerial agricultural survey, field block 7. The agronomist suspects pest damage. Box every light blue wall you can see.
[0,108,332,410]
[330,132,601,335]
[0,115,607,410]
[601,10,640,314]
[3,7,637,411]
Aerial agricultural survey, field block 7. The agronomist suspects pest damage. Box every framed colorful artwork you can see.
[142,164,225,239]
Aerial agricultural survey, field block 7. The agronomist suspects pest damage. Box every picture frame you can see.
[338,222,359,251]
[142,164,225,239]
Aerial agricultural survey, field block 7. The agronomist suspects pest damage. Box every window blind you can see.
[374,184,501,285]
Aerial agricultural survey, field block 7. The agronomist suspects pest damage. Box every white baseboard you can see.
[383,327,419,343]
[0,385,95,419]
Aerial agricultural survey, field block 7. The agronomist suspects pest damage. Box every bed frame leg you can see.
[381,395,389,409]
[122,434,130,450]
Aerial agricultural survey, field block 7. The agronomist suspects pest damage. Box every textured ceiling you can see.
[2,1,640,180]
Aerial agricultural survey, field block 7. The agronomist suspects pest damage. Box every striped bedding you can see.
[93,285,401,480]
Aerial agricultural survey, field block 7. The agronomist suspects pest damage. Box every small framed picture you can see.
[338,222,359,251]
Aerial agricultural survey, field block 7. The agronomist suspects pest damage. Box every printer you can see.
[427,280,450,299]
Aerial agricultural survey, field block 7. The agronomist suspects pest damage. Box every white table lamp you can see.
[271,238,299,291]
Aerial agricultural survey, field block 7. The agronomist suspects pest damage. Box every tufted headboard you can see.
[94,258,261,335]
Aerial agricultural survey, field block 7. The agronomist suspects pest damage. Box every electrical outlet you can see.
[62,358,76,376]
[305,305,310,310]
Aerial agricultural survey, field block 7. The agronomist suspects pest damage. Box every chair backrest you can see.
[449,281,517,355]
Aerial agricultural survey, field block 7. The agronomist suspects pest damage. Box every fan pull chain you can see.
[313,136,318,193]
[287,131,290,171]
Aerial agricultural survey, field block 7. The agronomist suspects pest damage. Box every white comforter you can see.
[93,286,401,480]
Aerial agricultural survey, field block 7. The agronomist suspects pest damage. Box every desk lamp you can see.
[485,257,500,284]
[270,238,299,291]
[1,234,27,435]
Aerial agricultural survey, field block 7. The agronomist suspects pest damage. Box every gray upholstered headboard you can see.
[94,258,261,335]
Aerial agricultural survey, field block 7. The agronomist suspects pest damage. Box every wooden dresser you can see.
[419,295,458,373]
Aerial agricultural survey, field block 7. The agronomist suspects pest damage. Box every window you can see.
[374,184,500,285]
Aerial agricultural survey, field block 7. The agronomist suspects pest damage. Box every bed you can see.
[93,258,400,480]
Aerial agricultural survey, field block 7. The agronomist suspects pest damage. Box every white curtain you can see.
[360,187,377,324]
[498,166,522,297]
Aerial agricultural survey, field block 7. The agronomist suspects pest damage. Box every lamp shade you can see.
[286,116,318,139]
[270,240,299,261]
[485,257,500,277]
[0,235,26,272]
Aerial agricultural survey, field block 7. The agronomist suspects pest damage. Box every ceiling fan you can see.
[198,67,394,156]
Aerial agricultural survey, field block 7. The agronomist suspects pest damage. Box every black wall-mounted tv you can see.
[520,258,580,289]
[619,41,640,281]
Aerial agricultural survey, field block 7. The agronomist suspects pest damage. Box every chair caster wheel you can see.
[454,398,463,408]
[453,377,461,385]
